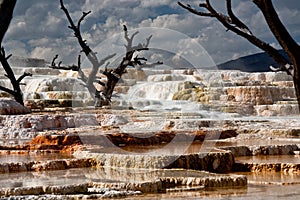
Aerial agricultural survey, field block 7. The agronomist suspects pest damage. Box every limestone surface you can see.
[0,98,31,115]
[74,150,235,173]
[0,113,128,140]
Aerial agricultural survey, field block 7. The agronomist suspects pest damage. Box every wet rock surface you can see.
[0,113,128,140]
[233,162,300,173]
[0,98,31,115]
[0,110,299,198]
[0,134,83,152]
[29,134,83,152]
[0,169,247,198]
[74,151,235,173]
[104,129,237,147]
[0,158,95,173]
[1,69,300,199]
[221,144,299,157]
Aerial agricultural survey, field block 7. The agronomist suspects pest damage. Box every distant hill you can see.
[217,50,289,72]
[10,56,47,68]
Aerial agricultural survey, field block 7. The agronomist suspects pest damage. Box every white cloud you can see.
[30,47,55,60]
[4,40,28,57]
[140,0,173,8]
[2,0,300,66]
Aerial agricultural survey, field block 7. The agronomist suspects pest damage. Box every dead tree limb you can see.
[60,0,98,68]
[17,72,32,84]
[50,54,88,83]
[0,0,32,106]
[50,54,80,71]
[0,48,32,105]
[178,1,291,74]
[178,0,300,111]
[96,25,154,106]
[58,0,162,107]
[59,0,116,104]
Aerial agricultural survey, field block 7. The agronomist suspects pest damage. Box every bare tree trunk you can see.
[0,0,32,106]
[294,74,300,110]
[0,0,16,44]
[253,0,300,111]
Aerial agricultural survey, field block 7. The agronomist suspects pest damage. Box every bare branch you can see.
[226,0,252,35]
[6,54,12,60]
[77,11,92,31]
[59,1,161,107]
[60,0,95,62]
[253,0,300,72]
[144,35,152,48]
[98,53,116,67]
[49,54,80,71]
[60,0,77,33]
[51,54,59,66]
[270,64,294,76]
[0,85,15,96]
[17,72,32,83]
[77,54,81,69]
[95,79,106,87]
[123,25,127,32]
[0,1,29,105]
[124,28,139,51]
[199,3,208,8]
[130,31,139,41]
[0,47,25,105]
[178,0,290,71]
[178,2,214,17]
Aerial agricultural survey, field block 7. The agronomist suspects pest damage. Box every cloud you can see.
[2,0,300,66]
[30,47,55,60]
[140,0,174,8]
[4,40,28,57]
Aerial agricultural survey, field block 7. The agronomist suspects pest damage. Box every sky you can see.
[3,0,300,67]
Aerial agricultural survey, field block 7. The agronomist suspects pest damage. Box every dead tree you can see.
[0,0,32,106]
[54,0,162,107]
[178,0,300,111]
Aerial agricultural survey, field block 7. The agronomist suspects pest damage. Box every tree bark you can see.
[0,0,16,44]
[0,0,30,106]
[253,0,300,111]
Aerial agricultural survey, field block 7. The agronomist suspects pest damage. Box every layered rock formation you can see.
[233,162,300,173]
[74,150,235,173]
[0,113,128,140]
[1,66,300,199]
[0,169,247,198]
[0,158,94,173]
[1,64,298,116]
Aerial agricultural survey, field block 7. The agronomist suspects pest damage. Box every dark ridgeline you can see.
[218,50,289,72]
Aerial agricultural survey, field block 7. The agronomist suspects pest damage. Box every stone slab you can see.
[74,150,235,173]
[0,168,247,197]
